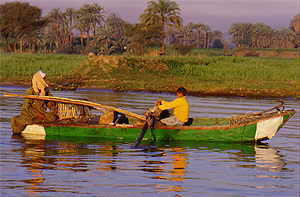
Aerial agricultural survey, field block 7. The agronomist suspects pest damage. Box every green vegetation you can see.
[140,0,182,51]
[0,53,85,80]
[0,1,298,98]
[1,52,298,98]
[1,1,299,55]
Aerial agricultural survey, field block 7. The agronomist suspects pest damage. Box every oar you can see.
[133,120,150,148]
[133,114,156,148]
[3,93,146,121]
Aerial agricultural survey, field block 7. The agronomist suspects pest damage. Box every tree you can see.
[229,23,253,48]
[44,8,65,51]
[289,14,300,33]
[76,3,105,47]
[140,0,182,52]
[210,30,224,48]
[123,23,161,55]
[212,39,224,49]
[250,23,273,48]
[289,14,300,47]
[63,8,76,45]
[0,2,46,52]
[271,28,296,48]
[91,14,129,55]
[42,8,77,53]
[189,23,211,48]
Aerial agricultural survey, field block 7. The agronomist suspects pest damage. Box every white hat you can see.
[38,70,46,78]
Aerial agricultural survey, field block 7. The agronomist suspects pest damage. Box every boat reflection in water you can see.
[14,134,287,195]
[137,146,188,192]
[255,145,285,172]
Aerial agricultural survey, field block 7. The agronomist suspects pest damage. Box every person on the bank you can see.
[156,87,189,126]
[11,71,58,134]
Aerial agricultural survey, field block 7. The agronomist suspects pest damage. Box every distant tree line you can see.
[0,1,299,55]
[229,20,299,48]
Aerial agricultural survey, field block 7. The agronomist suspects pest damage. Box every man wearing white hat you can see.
[11,70,58,134]
[32,70,48,96]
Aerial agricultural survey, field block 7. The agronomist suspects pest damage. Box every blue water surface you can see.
[0,86,299,197]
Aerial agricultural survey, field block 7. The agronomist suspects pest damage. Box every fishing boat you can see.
[4,93,296,143]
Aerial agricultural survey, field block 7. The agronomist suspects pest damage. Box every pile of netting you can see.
[230,101,284,125]
[230,111,281,125]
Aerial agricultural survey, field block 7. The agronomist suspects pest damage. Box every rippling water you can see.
[0,86,299,197]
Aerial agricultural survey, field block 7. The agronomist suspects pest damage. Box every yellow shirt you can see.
[158,96,189,123]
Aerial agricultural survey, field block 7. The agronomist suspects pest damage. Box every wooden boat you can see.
[4,93,296,143]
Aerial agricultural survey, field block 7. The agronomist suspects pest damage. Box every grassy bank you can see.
[0,53,85,79]
[0,52,299,98]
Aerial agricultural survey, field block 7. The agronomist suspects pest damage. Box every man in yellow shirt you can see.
[157,87,189,126]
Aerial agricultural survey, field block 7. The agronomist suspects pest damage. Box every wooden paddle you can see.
[133,113,156,148]
[3,93,146,121]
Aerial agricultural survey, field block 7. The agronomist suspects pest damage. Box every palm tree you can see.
[289,14,300,47]
[45,8,65,50]
[289,14,300,32]
[63,8,76,44]
[76,3,105,44]
[140,0,182,52]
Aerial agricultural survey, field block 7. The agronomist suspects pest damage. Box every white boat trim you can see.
[255,116,283,140]
[22,124,46,136]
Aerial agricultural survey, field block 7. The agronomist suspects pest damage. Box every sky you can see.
[0,0,299,32]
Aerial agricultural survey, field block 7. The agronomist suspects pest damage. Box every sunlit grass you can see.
[0,53,86,79]
[167,56,299,82]
[0,52,299,97]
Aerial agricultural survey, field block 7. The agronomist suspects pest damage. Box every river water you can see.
[0,86,299,197]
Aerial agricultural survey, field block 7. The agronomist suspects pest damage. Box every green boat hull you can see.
[21,110,295,143]
[43,124,256,142]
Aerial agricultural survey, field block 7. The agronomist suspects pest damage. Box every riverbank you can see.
[0,53,299,98]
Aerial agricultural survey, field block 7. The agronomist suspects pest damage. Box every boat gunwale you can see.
[41,110,296,131]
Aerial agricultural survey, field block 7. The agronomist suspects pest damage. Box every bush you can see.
[212,39,224,49]
[173,44,195,55]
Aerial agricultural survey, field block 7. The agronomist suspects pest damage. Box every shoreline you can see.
[1,82,298,99]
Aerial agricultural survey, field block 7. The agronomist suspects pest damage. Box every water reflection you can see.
[12,135,288,194]
[96,145,119,171]
[12,136,53,196]
[143,147,187,192]
[255,145,286,172]
[1,86,298,196]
